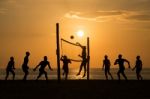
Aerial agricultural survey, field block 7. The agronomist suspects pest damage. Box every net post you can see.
[56,23,61,82]
[87,37,90,80]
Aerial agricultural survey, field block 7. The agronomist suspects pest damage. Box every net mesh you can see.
[61,38,82,61]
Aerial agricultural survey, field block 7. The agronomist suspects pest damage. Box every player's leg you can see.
[117,70,121,80]
[105,69,108,80]
[5,70,9,80]
[121,70,127,80]
[108,69,113,80]
[139,70,143,80]
[82,63,86,77]
[36,71,43,80]
[11,70,15,80]
[23,69,29,80]
[65,68,69,80]
[44,71,48,80]
[77,62,83,75]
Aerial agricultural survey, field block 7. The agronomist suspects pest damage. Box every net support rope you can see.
[61,38,80,46]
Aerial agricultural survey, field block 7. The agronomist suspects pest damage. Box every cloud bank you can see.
[64,10,150,22]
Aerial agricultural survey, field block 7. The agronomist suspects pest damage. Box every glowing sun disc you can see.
[77,30,84,37]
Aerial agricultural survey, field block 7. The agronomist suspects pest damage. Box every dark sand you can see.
[0,80,150,99]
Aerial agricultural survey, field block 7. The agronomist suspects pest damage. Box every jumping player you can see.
[76,42,87,78]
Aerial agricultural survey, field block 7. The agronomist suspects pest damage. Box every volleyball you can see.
[70,35,74,39]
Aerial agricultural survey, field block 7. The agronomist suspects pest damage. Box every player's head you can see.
[104,55,108,59]
[10,57,14,61]
[118,54,122,59]
[136,55,140,60]
[44,56,48,61]
[26,51,30,56]
[64,55,67,59]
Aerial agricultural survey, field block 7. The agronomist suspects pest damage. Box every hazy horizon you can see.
[0,0,150,68]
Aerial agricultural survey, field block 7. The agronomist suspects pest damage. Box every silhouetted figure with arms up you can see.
[102,55,113,80]
[114,54,130,81]
[33,56,53,80]
[132,56,143,80]
[5,57,15,80]
[76,42,87,78]
[60,55,71,80]
[22,51,30,80]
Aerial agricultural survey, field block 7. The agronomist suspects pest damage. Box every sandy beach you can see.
[0,80,150,99]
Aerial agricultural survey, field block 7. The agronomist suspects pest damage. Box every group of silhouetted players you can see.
[5,52,53,80]
[4,51,143,80]
[102,54,143,80]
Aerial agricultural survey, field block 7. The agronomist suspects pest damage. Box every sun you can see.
[77,30,84,38]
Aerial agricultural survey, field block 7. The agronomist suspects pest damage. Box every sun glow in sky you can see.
[0,0,150,68]
[77,30,84,38]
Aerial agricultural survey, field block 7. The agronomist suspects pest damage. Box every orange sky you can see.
[0,0,150,68]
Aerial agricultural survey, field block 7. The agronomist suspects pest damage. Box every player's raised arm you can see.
[48,62,53,71]
[132,64,136,71]
[68,59,72,64]
[33,62,40,71]
[60,55,64,61]
[78,54,82,58]
[125,59,131,68]
[114,60,118,65]
[76,42,82,47]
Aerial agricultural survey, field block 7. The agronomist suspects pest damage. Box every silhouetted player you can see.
[102,55,113,80]
[114,54,130,80]
[76,42,87,78]
[22,51,30,80]
[33,56,53,80]
[132,56,143,80]
[60,55,71,80]
[5,57,15,80]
